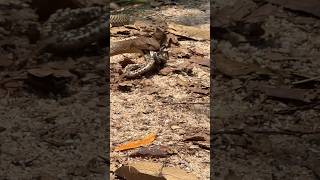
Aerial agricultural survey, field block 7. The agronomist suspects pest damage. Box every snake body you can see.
[39,6,167,78]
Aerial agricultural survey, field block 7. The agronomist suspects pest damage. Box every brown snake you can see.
[39,6,168,78]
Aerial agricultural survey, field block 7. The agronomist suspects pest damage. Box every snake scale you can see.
[38,6,168,78]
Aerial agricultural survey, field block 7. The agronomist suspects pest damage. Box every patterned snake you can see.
[39,6,168,78]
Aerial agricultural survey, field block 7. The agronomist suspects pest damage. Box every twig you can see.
[212,129,320,137]
[292,75,320,85]
[161,101,210,105]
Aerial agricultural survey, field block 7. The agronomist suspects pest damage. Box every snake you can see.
[38,6,168,78]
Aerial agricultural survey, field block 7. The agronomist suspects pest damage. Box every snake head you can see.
[150,49,168,64]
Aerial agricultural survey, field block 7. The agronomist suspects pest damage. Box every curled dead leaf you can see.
[114,133,156,151]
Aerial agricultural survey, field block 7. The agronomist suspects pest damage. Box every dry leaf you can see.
[159,67,174,76]
[215,52,272,77]
[114,133,156,151]
[189,87,209,95]
[243,4,278,23]
[27,68,74,78]
[248,82,319,102]
[261,86,318,103]
[115,161,198,180]
[129,145,173,158]
[212,0,257,27]
[167,23,209,41]
[266,0,320,18]
[115,161,164,180]
[189,57,210,67]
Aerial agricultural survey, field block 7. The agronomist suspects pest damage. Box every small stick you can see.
[292,75,320,85]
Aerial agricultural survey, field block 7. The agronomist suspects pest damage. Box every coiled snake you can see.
[38,6,168,78]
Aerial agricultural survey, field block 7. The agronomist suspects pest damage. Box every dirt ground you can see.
[110,1,210,179]
[212,0,320,179]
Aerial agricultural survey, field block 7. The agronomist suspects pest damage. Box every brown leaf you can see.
[27,68,74,78]
[4,81,23,88]
[215,52,272,77]
[159,67,174,76]
[111,37,160,56]
[118,81,133,92]
[184,135,207,142]
[212,0,257,27]
[248,82,319,102]
[189,87,209,95]
[193,141,210,150]
[167,23,209,41]
[266,0,320,18]
[115,161,198,180]
[133,37,161,51]
[26,67,74,95]
[261,86,318,103]
[115,161,165,180]
[189,57,210,67]
[243,4,278,23]
[171,47,191,58]
[184,133,210,150]
[174,61,193,74]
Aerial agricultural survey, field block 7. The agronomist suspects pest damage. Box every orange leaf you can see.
[114,133,156,152]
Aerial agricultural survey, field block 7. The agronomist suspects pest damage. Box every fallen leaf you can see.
[115,161,198,180]
[212,0,257,28]
[129,145,173,158]
[27,68,74,78]
[170,125,181,130]
[261,86,318,103]
[26,67,74,96]
[189,57,210,67]
[266,0,320,18]
[248,82,319,102]
[118,81,133,92]
[159,67,174,76]
[4,81,23,88]
[184,133,210,150]
[114,133,156,151]
[215,52,272,77]
[184,135,206,142]
[189,87,209,95]
[167,23,209,41]
[244,4,278,23]
[193,141,210,150]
